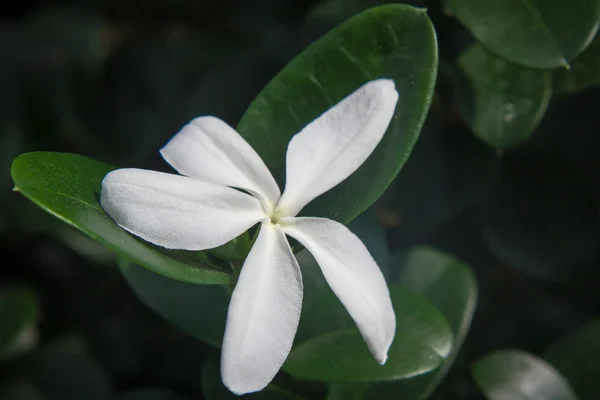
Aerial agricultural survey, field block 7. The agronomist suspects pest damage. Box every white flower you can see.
[101,79,399,395]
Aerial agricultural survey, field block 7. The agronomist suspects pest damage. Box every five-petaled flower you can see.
[101,79,399,395]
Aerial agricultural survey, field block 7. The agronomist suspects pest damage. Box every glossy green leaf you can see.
[202,358,307,400]
[456,44,552,150]
[398,247,477,343]
[545,319,600,400]
[284,286,453,383]
[119,259,229,348]
[365,247,477,399]
[445,0,600,69]
[117,389,191,400]
[554,35,600,94]
[237,4,438,224]
[11,152,230,284]
[472,350,578,400]
[0,286,39,359]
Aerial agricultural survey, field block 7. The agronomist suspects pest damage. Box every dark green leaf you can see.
[472,350,578,400]
[294,286,355,345]
[456,44,552,150]
[119,259,229,348]
[346,210,390,274]
[284,286,453,383]
[445,0,600,69]
[0,286,39,359]
[554,35,600,94]
[16,340,114,400]
[480,155,600,281]
[208,232,251,262]
[365,247,477,399]
[398,247,477,340]
[202,358,307,400]
[11,152,230,284]
[306,0,428,23]
[327,384,369,400]
[117,389,191,400]
[237,4,438,224]
[545,319,600,400]
[390,117,501,235]
[0,382,40,400]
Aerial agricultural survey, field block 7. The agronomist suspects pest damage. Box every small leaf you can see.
[284,286,453,383]
[445,0,600,69]
[202,358,307,400]
[365,247,477,399]
[0,286,39,359]
[119,259,229,348]
[11,152,230,284]
[554,35,600,94]
[237,4,438,224]
[472,350,578,400]
[456,44,552,150]
[545,319,600,400]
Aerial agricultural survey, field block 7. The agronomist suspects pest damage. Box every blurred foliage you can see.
[2,0,600,399]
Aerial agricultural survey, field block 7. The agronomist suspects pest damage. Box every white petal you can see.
[221,223,302,395]
[280,217,395,364]
[160,116,281,212]
[101,168,266,251]
[275,79,399,217]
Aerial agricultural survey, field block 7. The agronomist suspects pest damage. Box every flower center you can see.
[269,209,283,225]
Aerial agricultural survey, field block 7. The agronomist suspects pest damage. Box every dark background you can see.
[1,0,599,399]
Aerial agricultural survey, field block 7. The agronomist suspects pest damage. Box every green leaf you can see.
[237,4,438,224]
[294,286,355,345]
[445,0,600,69]
[117,389,191,400]
[306,0,429,23]
[14,339,114,400]
[119,259,229,348]
[472,350,578,400]
[554,35,600,94]
[208,232,251,262]
[398,247,477,342]
[327,384,369,400]
[284,286,453,383]
[456,44,552,150]
[545,319,600,400]
[390,117,501,234]
[0,286,39,359]
[11,152,230,284]
[202,358,307,400]
[480,155,600,281]
[365,247,477,399]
